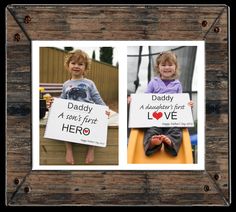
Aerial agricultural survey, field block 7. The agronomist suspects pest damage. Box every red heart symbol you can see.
[152,112,163,120]
[83,128,90,135]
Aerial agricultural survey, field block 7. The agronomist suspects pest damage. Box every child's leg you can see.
[144,127,163,156]
[65,142,75,165]
[85,146,95,164]
[162,127,182,156]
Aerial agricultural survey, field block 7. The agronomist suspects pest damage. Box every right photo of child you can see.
[127,45,200,165]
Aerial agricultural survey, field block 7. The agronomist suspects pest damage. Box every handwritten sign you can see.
[129,93,194,128]
[44,98,109,147]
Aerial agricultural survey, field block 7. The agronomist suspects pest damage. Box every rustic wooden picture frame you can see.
[6,4,230,206]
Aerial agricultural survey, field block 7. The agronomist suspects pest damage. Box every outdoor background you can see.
[40,47,118,112]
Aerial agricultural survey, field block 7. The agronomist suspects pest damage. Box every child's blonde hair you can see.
[64,49,91,75]
[156,51,179,79]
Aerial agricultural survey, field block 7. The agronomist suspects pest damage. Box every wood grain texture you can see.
[6,5,230,206]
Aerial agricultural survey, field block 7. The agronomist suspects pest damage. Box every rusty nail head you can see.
[214,173,220,180]
[24,15,31,24]
[214,26,220,33]
[202,20,208,27]
[14,33,20,41]
[24,186,31,193]
[14,178,20,185]
[204,185,210,192]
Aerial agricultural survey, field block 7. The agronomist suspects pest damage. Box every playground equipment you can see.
[128,128,193,164]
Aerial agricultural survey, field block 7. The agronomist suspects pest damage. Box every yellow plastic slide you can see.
[128,128,193,164]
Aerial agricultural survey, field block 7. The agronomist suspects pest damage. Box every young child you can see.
[60,49,109,164]
[144,51,193,157]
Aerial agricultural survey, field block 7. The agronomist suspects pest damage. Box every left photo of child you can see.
[38,45,118,166]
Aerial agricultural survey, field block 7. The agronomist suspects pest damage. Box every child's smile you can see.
[159,62,176,80]
[72,68,82,72]
[69,60,86,79]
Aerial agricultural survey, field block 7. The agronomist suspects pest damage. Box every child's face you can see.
[158,61,176,80]
[68,59,86,78]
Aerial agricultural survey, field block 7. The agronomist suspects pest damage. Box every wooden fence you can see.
[40,47,118,103]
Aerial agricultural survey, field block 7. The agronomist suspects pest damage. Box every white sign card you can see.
[44,98,109,147]
[129,93,194,128]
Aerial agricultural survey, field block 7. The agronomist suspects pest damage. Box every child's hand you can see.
[105,110,110,117]
[188,100,194,108]
[47,97,54,109]
[127,96,132,104]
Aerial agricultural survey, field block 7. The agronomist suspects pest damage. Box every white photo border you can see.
[32,40,205,170]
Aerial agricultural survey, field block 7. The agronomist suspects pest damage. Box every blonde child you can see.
[60,49,109,164]
[144,51,193,156]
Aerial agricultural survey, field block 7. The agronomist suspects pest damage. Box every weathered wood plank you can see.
[8,171,227,205]
[205,42,228,101]
[6,114,32,204]
[6,9,31,104]
[7,84,31,103]
[7,8,32,200]
[206,100,228,115]
[6,5,227,41]
[206,120,228,139]
[205,86,229,203]
[7,103,31,117]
